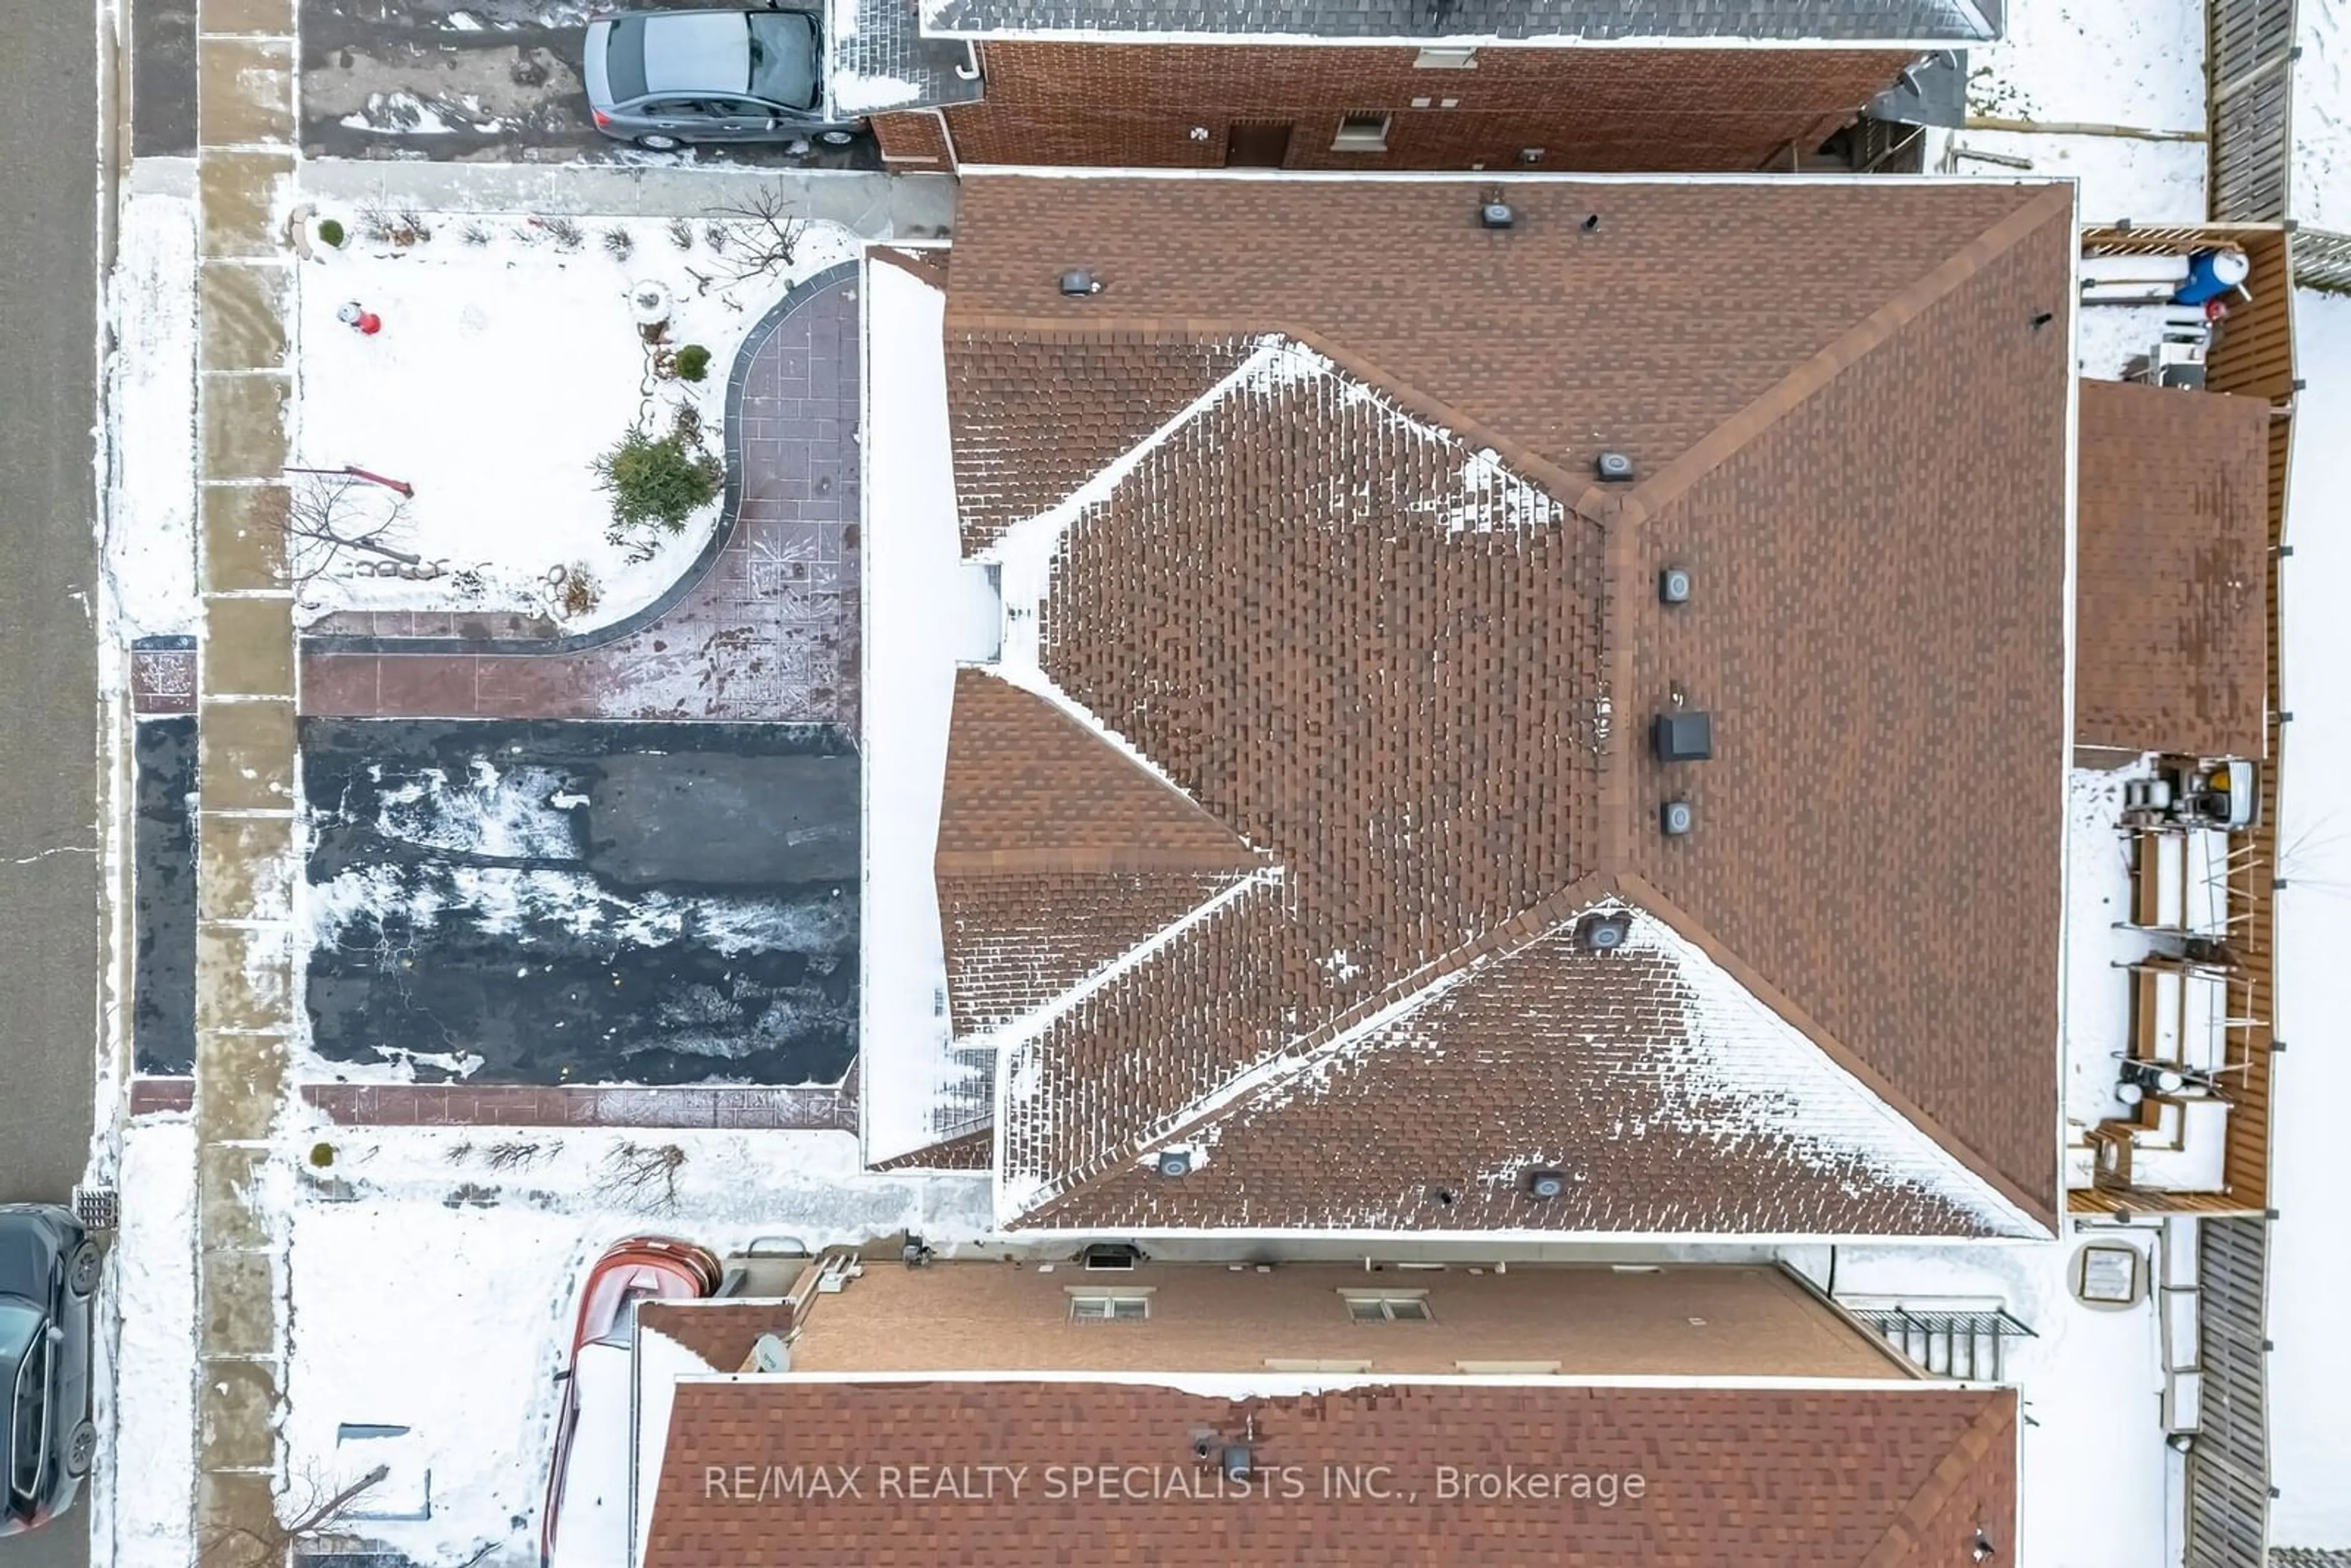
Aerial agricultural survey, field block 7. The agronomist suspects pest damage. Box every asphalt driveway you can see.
[302,718,861,1087]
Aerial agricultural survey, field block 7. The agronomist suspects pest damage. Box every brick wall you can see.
[877,42,1911,171]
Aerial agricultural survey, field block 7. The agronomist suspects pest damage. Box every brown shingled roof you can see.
[934,174,2074,1237]
[2074,378,2270,756]
[645,1380,2018,1567]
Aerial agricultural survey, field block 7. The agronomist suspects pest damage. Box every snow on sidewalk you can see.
[292,208,856,635]
[280,1125,987,1564]
[102,192,200,641]
[105,1120,198,1568]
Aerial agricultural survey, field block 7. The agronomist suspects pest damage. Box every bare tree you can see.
[598,1141,687,1212]
[195,1463,388,1568]
[703,189,804,285]
[278,471,421,584]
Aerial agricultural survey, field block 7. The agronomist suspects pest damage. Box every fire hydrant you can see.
[337,301,383,336]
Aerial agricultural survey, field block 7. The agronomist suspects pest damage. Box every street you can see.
[0,1,104,1566]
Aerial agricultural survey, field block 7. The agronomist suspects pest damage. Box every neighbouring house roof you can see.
[780,1261,1919,1378]
[2074,378,2271,758]
[918,0,1998,44]
[937,175,2075,1239]
[637,1301,796,1375]
[833,0,987,114]
[643,1380,2018,1566]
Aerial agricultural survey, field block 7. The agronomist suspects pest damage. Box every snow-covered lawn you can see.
[2297,0,2351,231]
[1930,0,2207,225]
[280,1124,987,1564]
[2267,287,2351,1551]
[293,206,856,633]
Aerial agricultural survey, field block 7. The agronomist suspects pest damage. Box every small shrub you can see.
[316,217,345,248]
[666,217,694,250]
[396,208,432,244]
[545,216,584,251]
[601,225,634,260]
[557,565,601,618]
[702,220,730,252]
[593,426,722,534]
[309,1142,336,1169]
[670,343,711,383]
[460,221,492,247]
[358,203,396,244]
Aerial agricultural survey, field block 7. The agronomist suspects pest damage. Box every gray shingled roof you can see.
[920,0,1997,42]
[836,0,986,114]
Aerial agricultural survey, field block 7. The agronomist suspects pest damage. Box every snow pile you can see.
[106,1120,198,1568]
[280,1125,989,1565]
[858,257,965,1162]
[292,208,857,633]
[2061,763,2160,1127]
[831,70,924,113]
[102,192,200,639]
[1931,0,2206,223]
[2267,288,2351,1550]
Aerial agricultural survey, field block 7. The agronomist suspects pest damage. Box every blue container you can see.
[2173,248,2250,306]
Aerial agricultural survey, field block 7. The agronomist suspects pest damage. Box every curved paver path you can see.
[299,261,862,722]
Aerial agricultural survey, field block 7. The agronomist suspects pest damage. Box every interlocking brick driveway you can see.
[300,262,861,723]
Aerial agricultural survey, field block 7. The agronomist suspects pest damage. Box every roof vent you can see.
[1083,1244,1143,1271]
[1221,1445,1253,1483]
[1594,451,1635,482]
[1525,1169,1567,1200]
[1660,799,1694,836]
[1575,910,1634,953]
[1479,201,1514,230]
[1652,711,1715,763]
[1059,269,1102,297]
[1155,1149,1193,1179]
[1659,567,1692,606]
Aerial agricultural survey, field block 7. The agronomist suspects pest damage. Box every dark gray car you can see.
[583,6,860,151]
[0,1206,96,1539]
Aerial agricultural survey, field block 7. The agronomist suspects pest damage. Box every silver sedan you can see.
[583,6,861,151]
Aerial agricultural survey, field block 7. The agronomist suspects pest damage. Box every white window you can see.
[1340,1289,1431,1322]
[1414,45,1479,69]
[1332,112,1392,152]
[1067,1289,1151,1321]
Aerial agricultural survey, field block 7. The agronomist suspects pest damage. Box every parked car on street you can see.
[0,1206,99,1539]
[583,6,861,151]
[540,1236,722,1567]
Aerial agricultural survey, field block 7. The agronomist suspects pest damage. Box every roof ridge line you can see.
[1573,183,2074,531]
[1856,1393,2017,1568]
[1014,872,1620,1223]
[1277,326,1595,506]
[1614,871,2057,1232]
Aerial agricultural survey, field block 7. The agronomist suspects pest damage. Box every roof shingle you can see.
[2074,378,2270,757]
[645,1380,2019,1567]
[938,174,2073,1236]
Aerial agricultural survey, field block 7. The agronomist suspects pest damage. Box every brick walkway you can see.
[299,263,862,723]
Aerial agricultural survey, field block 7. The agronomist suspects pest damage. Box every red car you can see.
[540,1236,722,1567]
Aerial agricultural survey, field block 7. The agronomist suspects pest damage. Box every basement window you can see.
[1414,46,1478,68]
[1341,1289,1432,1322]
[1067,1289,1152,1322]
[1332,111,1392,152]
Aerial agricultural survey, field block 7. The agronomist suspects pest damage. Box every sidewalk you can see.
[296,160,956,236]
